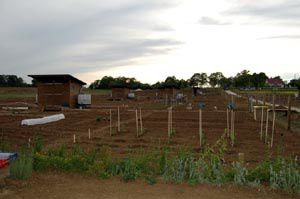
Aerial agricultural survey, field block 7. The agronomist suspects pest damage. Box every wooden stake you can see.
[73,134,76,143]
[230,110,235,146]
[260,107,264,140]
[139,108,143,135]
[136,109,139,137]
[271,95,276,148]
[117,106,120,132]
[170,107,173,135]
[109,109,112,136]
[265,109,269,144]
[199,109,202,147]
[88,128,91,139]
[287,95,292,131]
[226,109,229,137]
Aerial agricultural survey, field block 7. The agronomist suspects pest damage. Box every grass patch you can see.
[10,153,33,180]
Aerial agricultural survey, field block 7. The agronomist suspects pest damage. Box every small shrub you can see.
[32,136,43,153]
[232,162,248,185]
[270,159,300,194]
[10,153,33,180]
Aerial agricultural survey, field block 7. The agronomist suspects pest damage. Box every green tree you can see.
[251,72,268,88]
[234,70,252,88]
[189,73,208,88]
[289,78,300,90]
[208,72,224,88]
[164,76,180,88]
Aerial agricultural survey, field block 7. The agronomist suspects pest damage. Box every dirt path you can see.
[1,172,297,199]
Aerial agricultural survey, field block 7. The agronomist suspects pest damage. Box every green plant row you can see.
[6,135,300,194]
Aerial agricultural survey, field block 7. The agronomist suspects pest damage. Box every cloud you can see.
[198,16,231,25]
[0,0,181,78]
[225,0,300,26]
[258,34,300,40]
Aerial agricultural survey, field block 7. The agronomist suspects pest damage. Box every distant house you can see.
[266,77,285,88]
[28,74,86,109]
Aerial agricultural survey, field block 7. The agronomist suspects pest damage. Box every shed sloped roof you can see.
[28,74,86,85]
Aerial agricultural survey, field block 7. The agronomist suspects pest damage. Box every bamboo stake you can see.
[199,108,202,147]
[230,110,234,146]
[271,95,276,148]
[139,108,143,135]
[260,107,264,140]
[265,109,269,144]
[109,109,112,136]
[167,108,170,138]
[136,109,139,137]
[117,106,120,132]
[88,128,91,139]
[287,95,292,131]
[170,107,173,135]
[226,109,230,137]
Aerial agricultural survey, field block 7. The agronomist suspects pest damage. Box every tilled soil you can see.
[0,91,299,165]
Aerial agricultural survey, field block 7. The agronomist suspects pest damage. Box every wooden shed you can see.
[111,86,130,100]
[28,74,86,109]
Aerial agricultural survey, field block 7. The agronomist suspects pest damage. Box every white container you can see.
[128,92,135,99]
[78,94,91,105]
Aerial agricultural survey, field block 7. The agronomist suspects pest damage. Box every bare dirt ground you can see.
[0,88,300,198]
[0,89,299,164]
[1,172,297,199]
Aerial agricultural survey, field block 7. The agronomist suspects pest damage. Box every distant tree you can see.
[164,76,180,88]
[189,73,201,88]
[189,73,208,88]
[178,79,189,89]
[219,77,233,89]
[234,70,253,88]
[0,75,27,87]
[208,72,224,88]
[251,72,268,88]
[152,81,164,89]
[289,78,300,90]
[198,73,208,87]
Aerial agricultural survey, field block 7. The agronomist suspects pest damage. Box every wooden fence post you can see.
[260,107,264,140]
[287,95,292,131]
[117,106,120,132]
[271,95,276,148]
[265,109,269,144]
[199,108,202,147]
[136,109,139,137]
[139,108,143,135]
[109,109,112,136]
[226,108,230,137]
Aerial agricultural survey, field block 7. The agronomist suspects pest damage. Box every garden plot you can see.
[0,90,299,165]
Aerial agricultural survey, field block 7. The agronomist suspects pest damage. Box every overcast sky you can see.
[0,0,300,84]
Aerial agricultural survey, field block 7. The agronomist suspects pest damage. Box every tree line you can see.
[0,75,28,87]
[1,72,299,90]
[89,70,299,90]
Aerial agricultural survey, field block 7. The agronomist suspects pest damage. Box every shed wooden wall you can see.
[37,81,82,108]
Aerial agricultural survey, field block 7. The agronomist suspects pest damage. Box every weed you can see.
[10,153,33,180]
